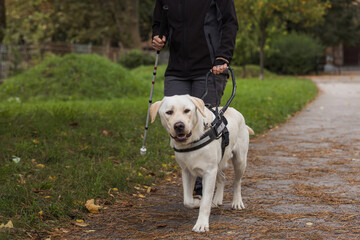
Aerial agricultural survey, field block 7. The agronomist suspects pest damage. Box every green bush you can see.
[0,53,150,102]
[118,49,155,69]
[265,33,324,75]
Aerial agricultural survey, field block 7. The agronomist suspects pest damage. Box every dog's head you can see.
[150,95,206,143]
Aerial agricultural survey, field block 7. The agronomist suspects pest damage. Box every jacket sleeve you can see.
[152,0,163,39]
[216,0,238,64]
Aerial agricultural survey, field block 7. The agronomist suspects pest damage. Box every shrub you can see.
[265,33,324,75]
[118,49,155,69]
[0,53,149,102]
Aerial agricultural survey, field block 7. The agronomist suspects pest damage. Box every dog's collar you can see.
[173,107,229,155]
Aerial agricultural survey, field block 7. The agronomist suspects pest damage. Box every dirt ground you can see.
[57,75,360,240]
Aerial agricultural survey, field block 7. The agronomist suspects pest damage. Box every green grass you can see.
[0,54,318,238]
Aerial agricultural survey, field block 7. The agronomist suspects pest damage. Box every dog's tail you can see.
[247,126,255,135]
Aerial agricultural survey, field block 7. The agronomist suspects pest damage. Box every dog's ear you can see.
[190,97,206,118]
[150,100,163,123]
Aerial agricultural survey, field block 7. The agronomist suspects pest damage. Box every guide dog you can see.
[150,95,253,232]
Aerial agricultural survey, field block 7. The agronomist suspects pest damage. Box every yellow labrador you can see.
[150,95,253,232]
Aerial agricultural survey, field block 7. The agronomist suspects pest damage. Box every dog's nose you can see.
[174,122,185,132]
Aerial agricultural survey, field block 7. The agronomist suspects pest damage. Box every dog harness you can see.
[173,106,230,158]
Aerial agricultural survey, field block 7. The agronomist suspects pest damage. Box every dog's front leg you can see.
[192,169,217,233]
[182,169,200,209]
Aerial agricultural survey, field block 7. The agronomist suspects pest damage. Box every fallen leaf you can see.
[12,156,21,163]
[0,220,14,229]
[138,194,146,198]
[48,176,56,181]
[76,219,84,223]
[85,199,102,213]
[157,224,167,229]
[36,164,45,169]
[18,174,26,184]
[306,222,313,226]
[74,222,88,227]
[107,189,114,198]
[85,230,96,233]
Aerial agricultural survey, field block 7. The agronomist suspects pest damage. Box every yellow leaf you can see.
[38,211,43,216]
[49,176,56,181]
[76,219,84,223]
[85,199,102,213]
[45,196,51,199]
[36,164,45,169]
[0,220,14,229]
[74,222,88,227]
[112,188,118,191]
[32,139,40,144]
[138,194,146,198]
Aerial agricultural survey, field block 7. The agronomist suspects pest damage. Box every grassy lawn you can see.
[0,54,318,238]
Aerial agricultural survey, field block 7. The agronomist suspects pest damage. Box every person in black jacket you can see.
[152,0,238,196]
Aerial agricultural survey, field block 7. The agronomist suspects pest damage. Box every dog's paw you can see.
[184,197,201,209]
[212,196,223,207]
[231,200,245,210]
[192,221,209,233]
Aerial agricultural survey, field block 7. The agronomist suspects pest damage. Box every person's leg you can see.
[164,76,192,96]
[191,73,228,107]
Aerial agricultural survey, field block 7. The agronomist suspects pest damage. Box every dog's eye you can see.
[166,110,173,115]
[184,109,191,114]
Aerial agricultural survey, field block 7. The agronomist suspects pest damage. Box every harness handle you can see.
[201,66,237,116]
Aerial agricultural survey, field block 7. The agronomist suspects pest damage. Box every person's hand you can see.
[212,58,229,75]
[152,35,166,51]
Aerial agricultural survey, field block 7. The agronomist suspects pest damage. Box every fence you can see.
[0,42,124,82]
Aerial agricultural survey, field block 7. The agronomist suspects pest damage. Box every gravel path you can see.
[58,76,360,240]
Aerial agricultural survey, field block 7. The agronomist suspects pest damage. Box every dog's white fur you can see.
[150,95,253,233]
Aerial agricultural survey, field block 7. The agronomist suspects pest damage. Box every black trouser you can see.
[165,72,228,195]
[164,73,228,107]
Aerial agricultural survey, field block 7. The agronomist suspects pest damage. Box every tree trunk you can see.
[124,0,141,48]
[259,26,266,81]
[0,0,6,43]
[106,0,142,49]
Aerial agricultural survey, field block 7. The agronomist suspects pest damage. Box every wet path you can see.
[59,76,360,239]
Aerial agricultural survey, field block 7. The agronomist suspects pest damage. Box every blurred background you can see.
[0,0,360,81]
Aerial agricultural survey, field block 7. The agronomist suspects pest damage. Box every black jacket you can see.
[153,0,238,77]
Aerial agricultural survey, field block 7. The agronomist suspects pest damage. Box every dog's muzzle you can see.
[171,131,192,142]
[172,122,192,142]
